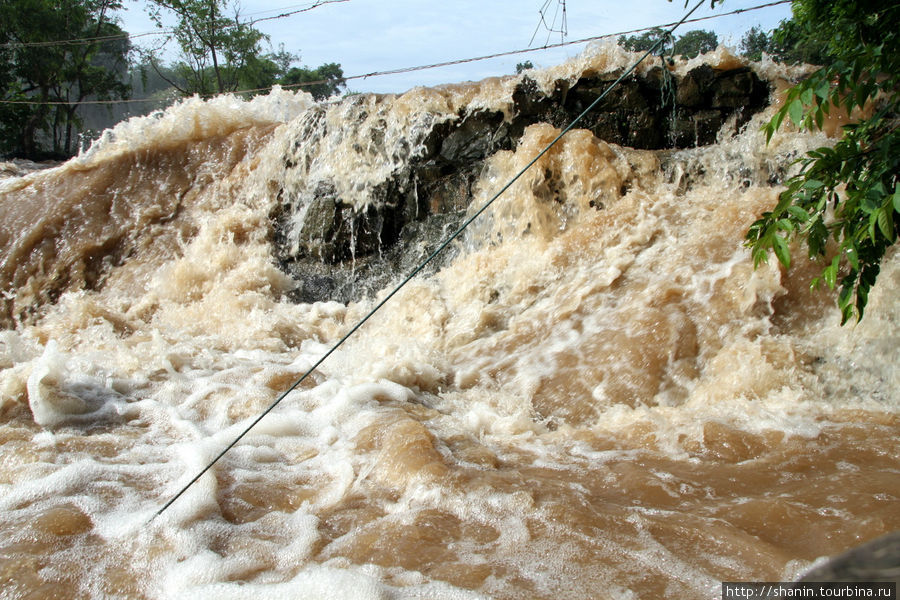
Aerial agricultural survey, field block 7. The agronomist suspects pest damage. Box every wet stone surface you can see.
[271,65,770,304]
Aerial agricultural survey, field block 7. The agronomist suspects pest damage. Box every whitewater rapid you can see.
[0,44,897,599]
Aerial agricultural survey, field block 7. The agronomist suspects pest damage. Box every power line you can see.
[247,0,348,25]
[0,0,347,49]
[0,29,167,49]
[150,0,713,523]
[530,0,568,47]
[0,0,791,106]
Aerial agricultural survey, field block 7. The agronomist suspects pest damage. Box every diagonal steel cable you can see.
[150,0,712,522]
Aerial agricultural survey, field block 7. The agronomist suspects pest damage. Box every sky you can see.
[115,0,794,95]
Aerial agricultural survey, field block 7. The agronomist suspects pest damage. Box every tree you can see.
[516,60,535,74]
[279,62,346,101]
[673,29,717,58]
[745,0,899,323]
[618,27,670,54]
[739,26,771,62]
[146,0,270,96]
[618,28,717,59]
[0,0,131,158]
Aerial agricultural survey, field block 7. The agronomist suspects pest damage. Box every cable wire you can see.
[0,0,791,107]
[0,0,347,49]
[150,0,712,523]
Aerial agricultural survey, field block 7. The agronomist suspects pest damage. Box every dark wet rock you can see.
[795,531,900,586]
[713,67,764,108]
[676,64,716,107]
[439,110,508,163]
[271,63,772,304]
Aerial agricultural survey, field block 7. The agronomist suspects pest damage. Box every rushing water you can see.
[0,45,897,599]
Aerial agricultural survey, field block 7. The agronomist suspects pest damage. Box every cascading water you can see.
[0,43,897,599]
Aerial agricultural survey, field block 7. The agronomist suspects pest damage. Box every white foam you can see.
[75,86,314,168]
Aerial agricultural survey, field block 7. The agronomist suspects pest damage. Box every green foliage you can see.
[618,27,670,54]
[0,0,131,158]
[147,0,270,96]
[673,29,717,59]
[144,3,345,101]
[739,26,771,62]
[279,63,346,101]
[618,28,717,59]
[746,1,899,323]
[515,61,535,74]
[765,17,826,65]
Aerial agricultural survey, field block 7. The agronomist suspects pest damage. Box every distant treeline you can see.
[1,0,824,160]
[616,20,827,64]
[0,0,346,159]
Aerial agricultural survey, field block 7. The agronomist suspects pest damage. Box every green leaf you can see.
[788,98,805,127]
[877,207,895,241]
[787,205,811,222]
[771,108,786,133]
[802,179,824,190]
[845,245,860,271]
[861,193,881,213]
[823,255,840,289]
[892,187,900,213]
[800,86,814,106]
[838,280,856,325]
[751,245,768,268]
[772,235,791,269]
[856,84,869,109]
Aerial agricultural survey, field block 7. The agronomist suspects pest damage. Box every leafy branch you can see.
[745,5,899,324]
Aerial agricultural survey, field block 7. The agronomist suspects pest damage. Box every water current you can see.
[0,44,897,599]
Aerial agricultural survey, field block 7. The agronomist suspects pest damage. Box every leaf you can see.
[845,244,860,271]
[788,98,805,127]
[838,279,856,325]
[894,188,900,213]
[823,255,840,289]
[787,205,811,222]
[802,179,824,190]
[771,109,786,134]
[800,86,814,106]
[751,245,768,268]
[877,207,895,241]
[772,235,791,269]
[861,192,881,213]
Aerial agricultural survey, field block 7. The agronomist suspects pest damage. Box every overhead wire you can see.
[0,0,792,107]
[529,0,568,47]
[247,0,349,25]
[0,0,347,49]
[150,0,712,522]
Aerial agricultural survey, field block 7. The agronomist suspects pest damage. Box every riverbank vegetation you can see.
[744,0,898,323]
[0,0,344,159]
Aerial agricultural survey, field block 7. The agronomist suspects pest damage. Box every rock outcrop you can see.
[271,64,771,303]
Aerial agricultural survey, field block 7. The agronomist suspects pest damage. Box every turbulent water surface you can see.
[0,45,898,599]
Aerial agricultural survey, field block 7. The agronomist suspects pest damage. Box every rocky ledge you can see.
[271,64,771,304]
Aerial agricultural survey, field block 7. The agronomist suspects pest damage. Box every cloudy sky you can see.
[116,0,793,94]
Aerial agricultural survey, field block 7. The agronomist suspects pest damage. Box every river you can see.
[0,44,897,599]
